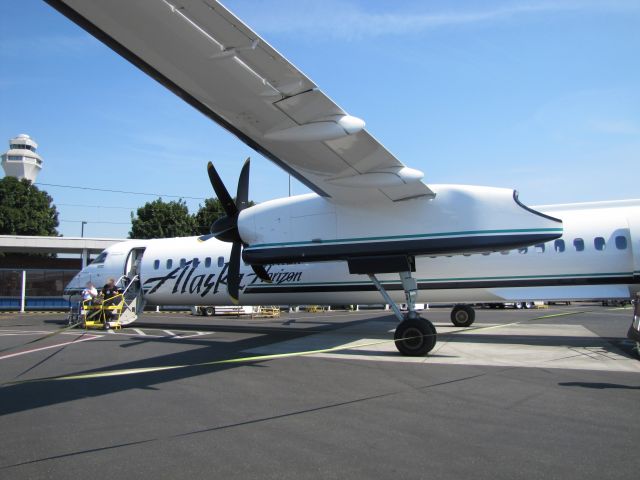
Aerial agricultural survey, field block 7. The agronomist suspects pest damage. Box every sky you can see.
[1,0,639,239]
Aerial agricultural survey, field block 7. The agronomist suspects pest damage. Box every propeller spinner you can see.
[204,158,271,303]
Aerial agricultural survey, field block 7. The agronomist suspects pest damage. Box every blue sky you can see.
[1,0,639,238]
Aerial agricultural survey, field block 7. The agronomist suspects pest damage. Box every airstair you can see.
[117,274,145,325]
[79,275,145,329]
[117,247,147,326]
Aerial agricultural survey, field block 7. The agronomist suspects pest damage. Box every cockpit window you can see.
[91,252,108,264]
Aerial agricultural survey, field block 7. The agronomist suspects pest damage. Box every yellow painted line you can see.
[0,309,600,386]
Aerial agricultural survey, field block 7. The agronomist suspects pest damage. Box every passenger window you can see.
[615,236,627,250]
[205,257,211,268]
[535,244,545,253]
[574,238,584,252]
[481,252,490,256]
[166,259,173,269]
[218,256,225,267]
[192,258,200,268]
[153,259,160,270]
[180,258,186,268]
[518,247,528,254]
[554,239,565,252]
[594,237,606,251]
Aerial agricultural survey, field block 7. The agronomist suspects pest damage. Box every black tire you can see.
[514,302,523,309]
[204,307,215,317]
[394,317,437,356]
[524,302,534,309]
[450,304,475,327]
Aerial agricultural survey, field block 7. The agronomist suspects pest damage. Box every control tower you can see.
[1,134,43,183]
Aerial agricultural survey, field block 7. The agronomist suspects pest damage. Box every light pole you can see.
[80,221,88,268]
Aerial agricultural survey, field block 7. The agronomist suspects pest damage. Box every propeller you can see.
[204,158,271,303]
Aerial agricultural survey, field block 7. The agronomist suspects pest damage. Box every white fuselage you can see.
[64,199,640,311]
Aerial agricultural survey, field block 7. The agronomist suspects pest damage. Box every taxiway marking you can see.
[0,335,99,361]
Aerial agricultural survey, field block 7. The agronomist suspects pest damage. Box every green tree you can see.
[193,198,226,235]
[194,198,255,235]
[129,198,196,239]
[0,177,59,236]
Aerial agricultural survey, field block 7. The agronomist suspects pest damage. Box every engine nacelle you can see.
[239,185,563,265]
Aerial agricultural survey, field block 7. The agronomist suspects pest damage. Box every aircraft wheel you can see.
[450,304,475,327]
[524,302,534,309]
[394,317,437,356]
[514,302,523,309]
[204,306,215,317]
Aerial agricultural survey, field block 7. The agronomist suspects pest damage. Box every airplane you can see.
[64,197,640,330]
[47,1,637,356]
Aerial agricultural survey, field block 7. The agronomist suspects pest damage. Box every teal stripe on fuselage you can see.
[246,227,563,249]
[249,271,633,288]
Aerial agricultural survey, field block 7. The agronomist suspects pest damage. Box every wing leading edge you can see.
[46,0,435,203]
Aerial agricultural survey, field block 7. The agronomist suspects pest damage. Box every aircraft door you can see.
[124,247,146,280]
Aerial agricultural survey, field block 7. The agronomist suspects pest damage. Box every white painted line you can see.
[133,328,146,336]
[0,330,60,335]
[0,335,99,361]
[163,330,176,336]
[0,330,92,337]
[107,329,116,334]
[178,332,214,339]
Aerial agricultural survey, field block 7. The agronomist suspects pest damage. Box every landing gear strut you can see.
[368,271,437,356]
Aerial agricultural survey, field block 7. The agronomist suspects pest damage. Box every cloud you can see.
[231,0,640,40]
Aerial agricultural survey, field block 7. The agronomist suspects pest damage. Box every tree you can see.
[193,198,226,236]
[0,177,59,236]
[194,198,255,235]
[129,198,196,239]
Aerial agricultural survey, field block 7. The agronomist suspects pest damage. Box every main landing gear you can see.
[450,304,476,327]
[368,271,437,356]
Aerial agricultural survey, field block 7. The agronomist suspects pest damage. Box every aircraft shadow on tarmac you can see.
[0,314,392,416]
[558,382,640,390]
[1,315,635,416]
[0,338,277,416]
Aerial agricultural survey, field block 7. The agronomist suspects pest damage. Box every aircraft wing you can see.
[47,0,434,204]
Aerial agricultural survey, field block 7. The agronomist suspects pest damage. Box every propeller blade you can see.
[210,215,240,242]
[197,233,216,242]
[251,264,272,283]
[227,241,242,304]
[207,161,237,217]
[236,158,250,211]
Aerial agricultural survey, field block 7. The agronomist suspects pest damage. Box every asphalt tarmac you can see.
[0,305,639,479]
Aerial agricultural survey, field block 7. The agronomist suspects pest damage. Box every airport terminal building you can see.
[0,235,123,310]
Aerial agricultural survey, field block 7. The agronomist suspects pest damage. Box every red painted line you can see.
[0,335,100,361]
